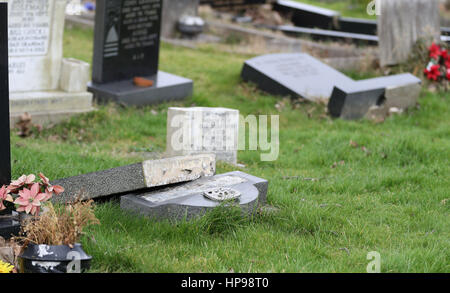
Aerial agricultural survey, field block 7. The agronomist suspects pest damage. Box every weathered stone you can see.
[166,107,239,164]
[241,53,354,102]
[384,83,422,110]
[161,0,200,38]
[378,0,440,66]
[59,58,91,93]
[7,0,94,125]
[52,154,216,203]
[89,0,192,106]
[120,171,268,221]
[0,3,10,185]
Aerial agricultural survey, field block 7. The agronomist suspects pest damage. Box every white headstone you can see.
[166,107,239,164]
[378,0,440,66]
[6,0,93,126]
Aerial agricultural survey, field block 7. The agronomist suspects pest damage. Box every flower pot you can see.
[19,243,92,273]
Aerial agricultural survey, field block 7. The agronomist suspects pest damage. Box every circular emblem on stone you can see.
[203,187,241,202]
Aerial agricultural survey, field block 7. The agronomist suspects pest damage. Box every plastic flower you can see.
[447,68,450,81]
[39,173,64,196]
[424,64,441,81]
[0,260,14,273]
[0,185,13,211]
[429,43,442,60]
[13,183,47,215]
[8,174,35,192]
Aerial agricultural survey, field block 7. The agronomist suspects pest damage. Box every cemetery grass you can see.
[11,27,449,273]
[292,0,375,19]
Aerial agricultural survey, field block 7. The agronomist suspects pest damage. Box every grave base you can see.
[120,171,268,221]
[9,91,94,128]
[88,71,193,106]
[0,216,20,240]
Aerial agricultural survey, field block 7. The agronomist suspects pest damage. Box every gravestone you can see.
[7,0,94,127]
[273,0,340,30]
[166,107,239,164]
[328,73,421,120]
[120,171,268,221]
[378,0,440,66]
[0,2,10,186]
[162,0,200,38]
[52,154,216,203]
[88,0,193,106]
[241,53,354,101]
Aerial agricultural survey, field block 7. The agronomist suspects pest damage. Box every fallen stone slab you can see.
[328,73,421,120]
[241,53,355,102]
[120,171,268,221]
[52,154,216,203]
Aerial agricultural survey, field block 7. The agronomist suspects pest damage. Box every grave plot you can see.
[88,0,193,106]
[8,0,94,127]
[241,53,422,120]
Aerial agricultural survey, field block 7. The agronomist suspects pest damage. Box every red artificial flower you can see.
[447,68,450,81]
[441,49,448,60]
[424,64,441,81]
[429,43,442,60]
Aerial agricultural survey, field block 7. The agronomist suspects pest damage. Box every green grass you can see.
[293,0,375,19]
[11,26,449,273]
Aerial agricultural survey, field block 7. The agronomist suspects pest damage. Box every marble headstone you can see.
[7,0,94,127]
[88,0,193,106]
[166,107,239,164]
[241,53,354,101]
[120,171,268,221]
[0,3,10,185]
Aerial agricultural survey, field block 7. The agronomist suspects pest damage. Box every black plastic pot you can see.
[0,212,20,240]
[19,243,92,273]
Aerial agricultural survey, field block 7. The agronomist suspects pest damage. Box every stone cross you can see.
[378,0,440,66]
[0,2,11,185]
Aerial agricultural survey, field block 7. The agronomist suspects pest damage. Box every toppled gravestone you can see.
[52,154,216,203]
[120,171,268,221]
[328,73,421,120]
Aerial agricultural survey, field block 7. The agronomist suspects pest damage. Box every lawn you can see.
[293,0,375,19]
[11,26,449,273]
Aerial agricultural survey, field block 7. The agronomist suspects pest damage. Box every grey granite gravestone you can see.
[88,0,193,106]
[0,3,10,186]
[328,73,421,120]
[120,171,268,221]
[52,154,216,203]
[241,53,354,102]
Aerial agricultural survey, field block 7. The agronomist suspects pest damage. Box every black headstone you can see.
[0,3,11,186]
[92,0,162,83]
[89,0,193,106]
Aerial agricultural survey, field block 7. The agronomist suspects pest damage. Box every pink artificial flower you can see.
[8,174,36,192]
[39,172,64,196]
[0,186,13,211]
[447,68,450,81]
[13,183,46,215]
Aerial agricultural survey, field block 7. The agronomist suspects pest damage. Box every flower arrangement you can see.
[22,200,99,246]
[424,42,450,82]
[0,260,14,273]
[0,173,64,216]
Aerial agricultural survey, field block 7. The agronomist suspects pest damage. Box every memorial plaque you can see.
[241,53,354,101]
[0,3,11,185]
[89,0,193,106]
[92,0,162,83]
